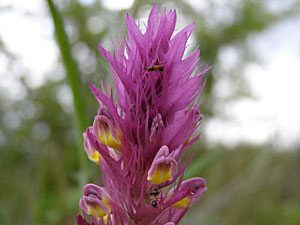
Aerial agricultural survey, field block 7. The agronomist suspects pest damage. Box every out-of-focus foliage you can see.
[182,145,300,225]
[0,0,300,225]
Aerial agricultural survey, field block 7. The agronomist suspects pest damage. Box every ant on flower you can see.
[151,200,158,208]
[145,58,164,72]
[150,188,160,208]
[146,64,163,72]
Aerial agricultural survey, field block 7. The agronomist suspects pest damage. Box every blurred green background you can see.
[1,0,300,224]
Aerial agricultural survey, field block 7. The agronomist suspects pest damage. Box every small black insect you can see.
[150,188,160,207]
[151,200,158,207]
[146,65,164,72]
[151,188,160,196]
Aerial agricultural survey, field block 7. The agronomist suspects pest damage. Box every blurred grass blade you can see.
[46,0,88,185]
[184,150,227,179]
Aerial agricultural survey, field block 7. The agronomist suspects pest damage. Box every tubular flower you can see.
[147,146,178,184]
[93,113,122,150]
[80,184,112,219]
[77,3,210,225]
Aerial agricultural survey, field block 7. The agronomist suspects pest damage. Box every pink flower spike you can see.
[77,4,209,224]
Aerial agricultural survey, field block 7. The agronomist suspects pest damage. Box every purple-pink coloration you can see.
[77,3,209,225]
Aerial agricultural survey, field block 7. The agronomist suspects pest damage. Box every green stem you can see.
[46,0,88,186]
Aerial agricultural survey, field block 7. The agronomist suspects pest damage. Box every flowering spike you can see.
[77,4,209,225]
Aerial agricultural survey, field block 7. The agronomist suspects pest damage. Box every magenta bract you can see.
[78,3,209,225]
